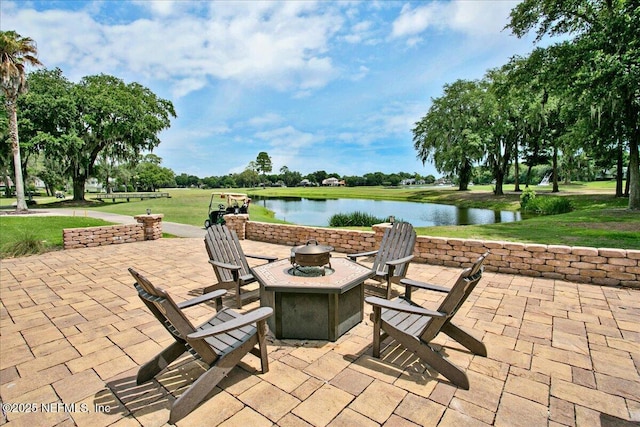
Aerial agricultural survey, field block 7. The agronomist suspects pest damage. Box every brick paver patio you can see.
[1,238,639,426]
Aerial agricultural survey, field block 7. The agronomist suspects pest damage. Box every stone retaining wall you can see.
[225,214,640,288]
[63,224,144,249]
[63,214,163,249]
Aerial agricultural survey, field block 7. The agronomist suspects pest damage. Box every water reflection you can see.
[253,197,521,227]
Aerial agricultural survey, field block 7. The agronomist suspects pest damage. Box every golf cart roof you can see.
[210,192,250,202]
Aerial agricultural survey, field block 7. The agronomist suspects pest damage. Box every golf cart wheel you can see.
[204,219,211,229]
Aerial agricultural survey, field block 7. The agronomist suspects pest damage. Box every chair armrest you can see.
[187,307,273,339]
[177,289,227,309]
[400,278,450,293]
[347,250,378,261]
[246,254,278,263]
[209,260,241,271]
[386,254,414,267]
[365,296,446,318]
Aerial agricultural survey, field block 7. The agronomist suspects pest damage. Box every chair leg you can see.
[372,306,382,358]
[169,338,256,424]
[413,342,470,390]
[442,323,487,357]
[256,319,269,373]
[235,283,243,308]
[385,266,395,299]
[137,341,186,385]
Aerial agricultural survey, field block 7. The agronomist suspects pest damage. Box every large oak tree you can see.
[413,79,486,191]
[508,0,640,209]
[18,70,176,200]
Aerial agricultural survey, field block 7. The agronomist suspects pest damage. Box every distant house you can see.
[299,179,312,187]
[85,178,104,193]
[321,177,345,186]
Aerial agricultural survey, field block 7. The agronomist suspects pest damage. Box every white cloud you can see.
[254,126,317,150]
[350,65,370,81]
[449,1,519,36]
[248,113,284,128]
[133,0,178,16]
[344,20,374,43]
[4,1,345,97]
[391,3,437,39]
[171,76,208,98]
[391,1,520,42]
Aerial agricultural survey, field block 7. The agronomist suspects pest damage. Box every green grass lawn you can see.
[75,189,287,226]
[0,216,115,258]
[1,181,638,251]
[415,208,638,248]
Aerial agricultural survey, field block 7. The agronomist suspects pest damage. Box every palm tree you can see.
[0,31,42,211]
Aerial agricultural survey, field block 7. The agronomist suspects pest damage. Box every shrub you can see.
[2,231,45,258]
[329,211,387,227]
[520,188,536,210]
[522,194,573,215]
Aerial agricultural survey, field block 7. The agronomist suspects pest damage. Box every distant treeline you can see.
[173,164,564,189]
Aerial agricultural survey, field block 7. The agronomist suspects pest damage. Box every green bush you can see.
[2,231,45,257]
[522,193,573,215]
[329,211,387,227]
[520,187,536,210]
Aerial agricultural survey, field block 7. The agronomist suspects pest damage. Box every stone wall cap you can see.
[134,214,164,219]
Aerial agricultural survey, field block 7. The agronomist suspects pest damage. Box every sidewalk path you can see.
[7,208,206,238]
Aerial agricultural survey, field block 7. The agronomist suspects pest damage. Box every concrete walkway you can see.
[1,238,639,426]
[7,208,207,238]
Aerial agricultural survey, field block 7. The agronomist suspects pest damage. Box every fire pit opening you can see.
[287,266,335,277]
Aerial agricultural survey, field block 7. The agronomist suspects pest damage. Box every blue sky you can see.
[3,0,540,179]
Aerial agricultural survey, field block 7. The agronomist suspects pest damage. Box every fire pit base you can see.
[252,258,374,341]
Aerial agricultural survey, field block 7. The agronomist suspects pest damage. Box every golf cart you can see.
[205,192,251,228]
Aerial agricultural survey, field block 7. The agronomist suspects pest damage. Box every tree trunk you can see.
[72,176,85,201]
[513,140,521,192]
[7,101,28,211]
[106,170,112,194]
[625,162,630,197]
[552,145,559,193]
[616,141,624,197]
[458,162,472,191]
[494,172,504,195]
[628,136,639,210]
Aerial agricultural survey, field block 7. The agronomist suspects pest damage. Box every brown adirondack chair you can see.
[204,224,278,308]
[365,252,489,390]
[347,221,416,299]
[129,268,272,424]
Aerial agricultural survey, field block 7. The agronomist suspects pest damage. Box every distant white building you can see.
[85,178,104,193]
[321,177,345,186]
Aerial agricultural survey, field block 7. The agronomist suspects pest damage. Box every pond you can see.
[252,197,521,227]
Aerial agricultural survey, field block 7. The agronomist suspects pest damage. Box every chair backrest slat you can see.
[129,268,218,363]
[205,225,250,282]
[373,222,416,277]
[418,252,488,343]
